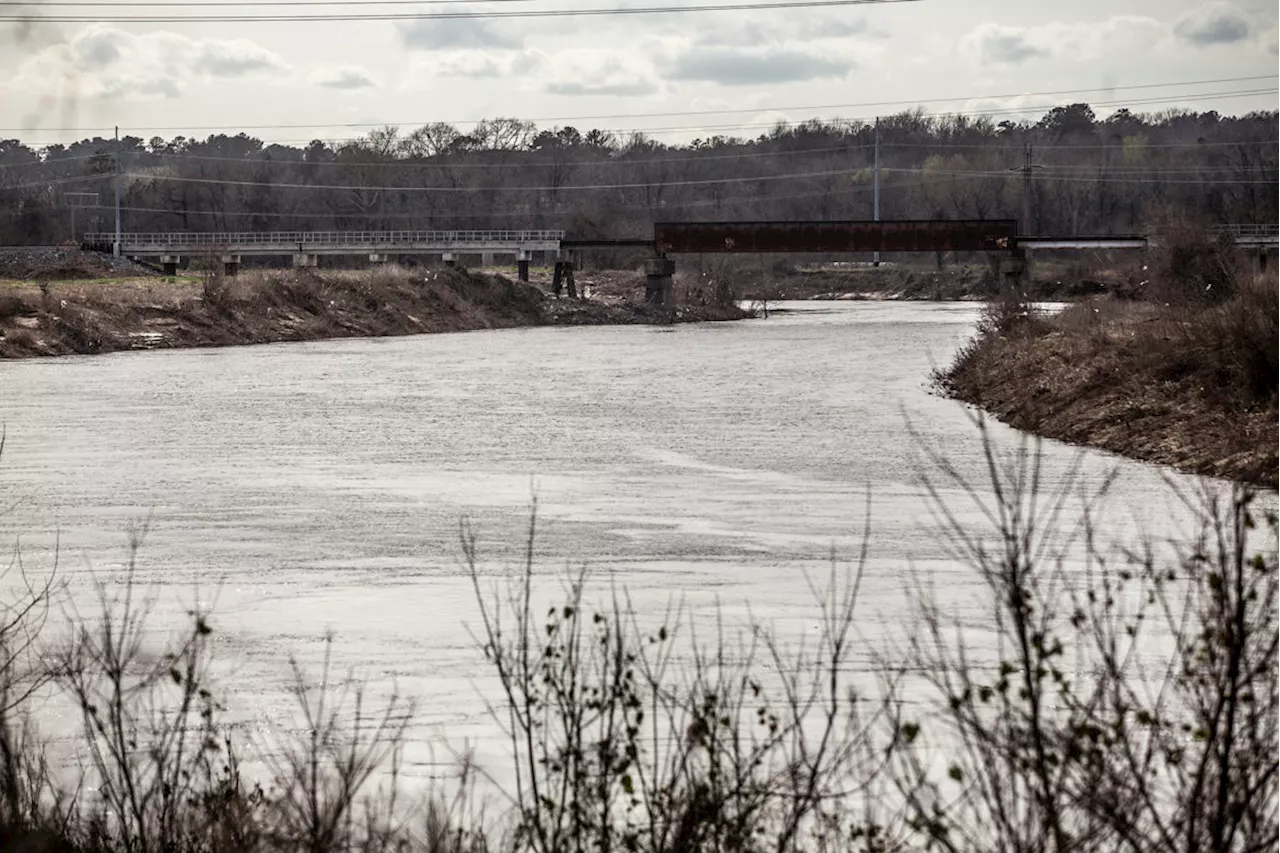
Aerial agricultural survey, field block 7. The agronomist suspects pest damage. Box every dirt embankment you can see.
[0,264,748,359]
[935,279,1279,488]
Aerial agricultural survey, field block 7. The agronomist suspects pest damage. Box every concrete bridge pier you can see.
[481,251,495,268]
[516,250,531,282]
[1256,248,1274,272]
[552,259,577,298]
[996,249,1027,292]
[645,257,676,306]
[221,254,241,277]
[369,253,389,266]
[161,255,180,277]
[442,252,458,268]
[293,253,318,269]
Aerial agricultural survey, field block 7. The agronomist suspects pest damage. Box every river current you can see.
[0,301,1211,784]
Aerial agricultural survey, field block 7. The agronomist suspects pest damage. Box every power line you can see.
[0,0,920,23]
[2,0,535,4]
[143,143,875,170]
[118,167,867,192]
[71,164,1272,196]
[6,75,1272,135]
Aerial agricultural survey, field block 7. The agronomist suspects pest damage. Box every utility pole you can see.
[873,116,881,267]
[1011,142,1043,235]
[114,126,122,257]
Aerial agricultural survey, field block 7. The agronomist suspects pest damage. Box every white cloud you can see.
[961,16,1164,65]
[1173,2,1252,45]
[7,25,290,100]
[416,48,660,98]
[309,65,379,90]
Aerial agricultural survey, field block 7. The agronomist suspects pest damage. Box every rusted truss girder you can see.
[653,220,1018,254]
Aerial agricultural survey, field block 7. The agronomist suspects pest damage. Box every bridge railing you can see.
[1210,224,1280,238]
[84,230,566,246]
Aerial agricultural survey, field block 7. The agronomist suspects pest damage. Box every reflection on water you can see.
[0,301,1216,781]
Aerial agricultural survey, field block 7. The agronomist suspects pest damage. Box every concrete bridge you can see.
[1210,223,1280,249]
[82,229,564,279]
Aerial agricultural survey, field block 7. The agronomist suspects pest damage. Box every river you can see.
[0,301,1213,788]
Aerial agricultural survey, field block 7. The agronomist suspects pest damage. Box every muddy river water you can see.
[0,301,1218,787]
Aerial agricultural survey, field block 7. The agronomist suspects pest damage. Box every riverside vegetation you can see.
[936,226,1279,487]
[0,421,1274,853]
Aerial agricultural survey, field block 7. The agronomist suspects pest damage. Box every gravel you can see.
[0,246,158,280]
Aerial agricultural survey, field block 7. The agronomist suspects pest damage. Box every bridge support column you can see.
[220,254,241,277]
[644,257,676,306]
[516,250,531,282]
[369,253,389,266]
[997,249,1026,292]
[552,261,577,298]
[293,253,318,269]
[442,253,457,268]
[481,251,495,268]
[161,255,180,277]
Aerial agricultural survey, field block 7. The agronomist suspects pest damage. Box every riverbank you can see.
[0,265,748,359]
[935,276,1279,488]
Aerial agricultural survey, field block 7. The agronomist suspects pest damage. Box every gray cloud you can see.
[961,23,1050,63]
[1174,3,1251,46]
[9,26,290,100]
[310,65,378,89]
[795,17,871,40]
[400,18,523,50]
[691,15,870,47]
[192,43,288,77]
[666,49,851,85]
[77,28,122,67]
[546,79,658,96]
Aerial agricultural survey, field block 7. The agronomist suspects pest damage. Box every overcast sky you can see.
[2,0,1277,146]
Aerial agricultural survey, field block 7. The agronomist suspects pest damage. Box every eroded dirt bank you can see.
[935,280,1279,488]
[0,266,748,359]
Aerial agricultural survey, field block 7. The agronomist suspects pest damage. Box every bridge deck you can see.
[84,230,565,256]
[1210,224,1279,249]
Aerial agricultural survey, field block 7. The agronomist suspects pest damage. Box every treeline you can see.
[0,103,1276,244]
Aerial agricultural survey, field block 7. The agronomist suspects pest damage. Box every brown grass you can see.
[937,273,1279,487]
[0,266,748,359]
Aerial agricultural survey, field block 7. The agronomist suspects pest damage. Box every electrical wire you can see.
[5,75,1272,135]
[0,0,920,23]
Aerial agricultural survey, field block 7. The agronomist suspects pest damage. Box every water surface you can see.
[0,302,1206,781]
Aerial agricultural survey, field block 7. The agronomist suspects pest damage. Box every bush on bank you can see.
[0,420,1275,853]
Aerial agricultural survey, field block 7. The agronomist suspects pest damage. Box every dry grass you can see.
[938,272,1279,486]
